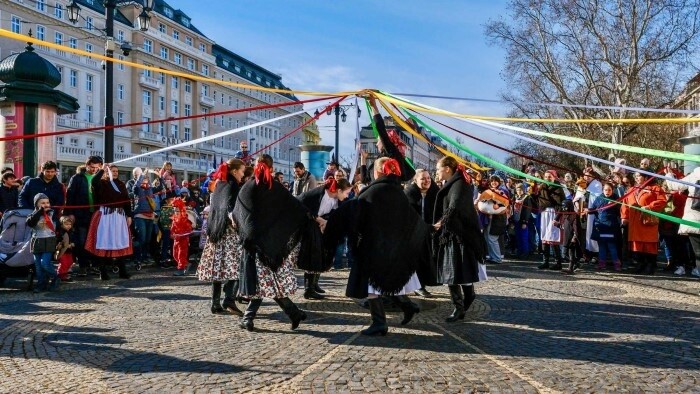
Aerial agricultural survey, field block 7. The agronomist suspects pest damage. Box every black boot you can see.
[563,258,575,274]
[462,284,476,312]
[644,255,657,275]
[117,260,131,279]
[549,246,563,270]
[446,285,465,322]
[634,254,647,274]
[222,280,243,316]
[274,297,307,330]
[537,255,550,270]
[313,273,325,294]
[211,282,224,314]
[303,273,324,300]
[390,295,419,325]
[239,298,262,331]
[99,266,111,281]
[361,297,388,336]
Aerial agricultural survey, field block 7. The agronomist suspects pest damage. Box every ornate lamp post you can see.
[315,103,360,163]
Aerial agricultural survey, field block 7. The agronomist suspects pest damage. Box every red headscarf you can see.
[324,177,338,193]
[456,164,472,184]
[545,169,559,179]
[387,130,407,156]
[382,158,402,177]
[213,162,229,182]
[254,162,273,189]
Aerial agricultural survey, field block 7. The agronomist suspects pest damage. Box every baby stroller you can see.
[0,209,36,290]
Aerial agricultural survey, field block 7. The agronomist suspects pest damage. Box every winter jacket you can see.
[666,167,700,236]
[590,194,621,241]
[0,185,19,213]
[64,168,94,227]
[19,175,65,210]
[132,175,163,216]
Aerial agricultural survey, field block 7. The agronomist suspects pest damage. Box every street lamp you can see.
[314,103,360,163]
[67,0,153,163]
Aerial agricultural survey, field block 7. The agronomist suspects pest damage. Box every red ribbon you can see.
[456,164,472,184]
[254,162,273,189]
[213,162,229,182]
[43,211,55,232]
[382,159,402,177]
[325,178,338,193]
[387,130,407,156]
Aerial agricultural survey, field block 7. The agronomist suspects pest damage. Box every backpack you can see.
[691,180,700,211]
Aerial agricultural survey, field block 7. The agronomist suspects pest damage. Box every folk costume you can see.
[297,179,340,300]
[232,161,321,331]
[197,163,244,315]
[334,159,429,336]
[84,169,132,279]
[620,181,666,274]
[170,198,192,274]
[433,167,484,322]
[535,174,566,270]
[405,181,440,291]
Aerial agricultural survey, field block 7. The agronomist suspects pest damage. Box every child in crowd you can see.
[560,199,582,274]
[589,182,622,271]
[170,197,193,276]
[27,193,59,292]
[158,192,176,268]
[55,216,77,282]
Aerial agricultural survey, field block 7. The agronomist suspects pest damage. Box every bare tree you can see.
[485,0,700,169]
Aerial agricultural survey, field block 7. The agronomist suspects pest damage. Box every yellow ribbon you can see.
[0,29,356,97]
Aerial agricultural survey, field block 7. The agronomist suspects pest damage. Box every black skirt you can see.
[436,234,480,285]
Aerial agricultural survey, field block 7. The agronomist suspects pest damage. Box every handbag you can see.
[635,191,659,226]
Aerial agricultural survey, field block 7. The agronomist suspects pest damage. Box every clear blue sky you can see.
[165,0,512,162]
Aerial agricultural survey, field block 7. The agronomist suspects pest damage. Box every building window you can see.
[144,39,153,53]
[85,43,93,53]
[159,23,166,33]
[86,139,94,149]
[184,104,191,116]
[36,25,45,41]
[171,124,178,138]
[69,70,77,87]
[86,105,93,122]
[187,58,195,70]
[159,72,165,84]
[54,32,63,45]
[86,16,93,30]
[184,128,191,141]
[56,136,64,145]
[184,80,192,93]
[142,90,152,106]
[117,84,124,100]
[117,145,125,153]
[172,30,179,40]
[171,76,179,89]
[202,64,209,76]
[142,117,151,133]
[69,37,77,49]
[185,36,193,46]
[199,43,206,52]
[117,30,124,42]
[54,3,63,19]
[36,0,46,12]
[159,123,165,136]
[164,7,174,18]
[117,112,124,125]
[159,96,165,111]
[11,16,21,34]
[86,74,93,91]
[117,55,125,71]
[70,137,78,147]
[160,47,168,60]
[202,84,209,96]
[174,52,182,65]
[171,100,179,114]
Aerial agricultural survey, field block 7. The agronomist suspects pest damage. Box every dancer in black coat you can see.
[404,169,440,297]
[297,178,353,299]
[328,157,430,336]
[433,156,484,322]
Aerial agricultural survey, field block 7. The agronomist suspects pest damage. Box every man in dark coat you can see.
[18,161,65,210]
[333,157,429,336]
[64,156,103,277]
[404,169,439,297]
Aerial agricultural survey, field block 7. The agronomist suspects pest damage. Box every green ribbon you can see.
[364,99,379,139]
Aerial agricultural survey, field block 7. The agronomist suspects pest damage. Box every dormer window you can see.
[164,8,174,18]
[182,17,190,27]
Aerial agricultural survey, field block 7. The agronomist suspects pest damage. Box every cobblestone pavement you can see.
[1,259,699,393]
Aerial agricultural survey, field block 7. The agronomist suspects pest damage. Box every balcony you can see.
[139,75,161,90]
[199,94,215,107]
[57,117,101,131]
[143,29,217,63]
[139,131,166,143]
[57,146,104,163]
[247,113,262,122]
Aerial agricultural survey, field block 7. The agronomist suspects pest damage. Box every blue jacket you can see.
[132,175,163,216]
[18,174,65,210]
[590,194,621,240]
